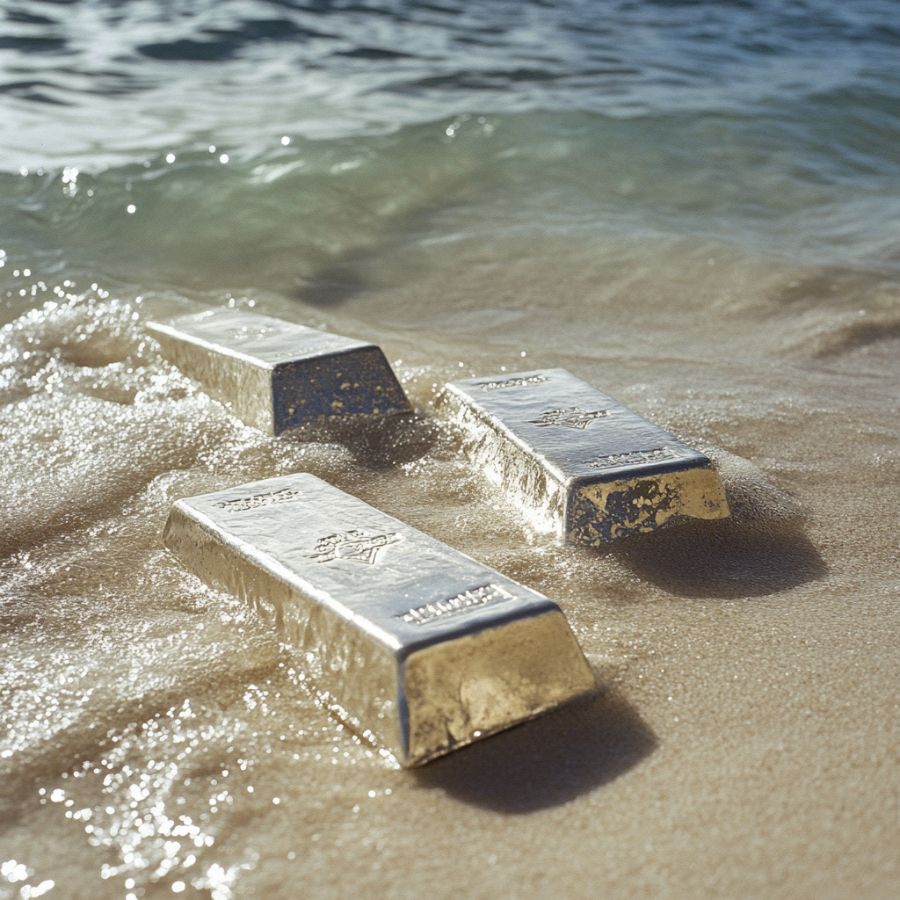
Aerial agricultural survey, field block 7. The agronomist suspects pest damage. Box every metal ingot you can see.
[147,308,411,434]
[440,368,729,545]
[163,473,595,766]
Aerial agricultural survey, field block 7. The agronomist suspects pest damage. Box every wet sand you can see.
[1,235,898,898]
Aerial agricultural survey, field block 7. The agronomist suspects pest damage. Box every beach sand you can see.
[1,233,898,898]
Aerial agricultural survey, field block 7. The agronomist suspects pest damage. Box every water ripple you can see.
[0,0,898,168]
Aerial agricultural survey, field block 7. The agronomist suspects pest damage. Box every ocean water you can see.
[2,3,899,899]
[2,0,900,299]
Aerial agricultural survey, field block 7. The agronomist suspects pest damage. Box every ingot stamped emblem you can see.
[528,407,609,429]
[309,530,402,565]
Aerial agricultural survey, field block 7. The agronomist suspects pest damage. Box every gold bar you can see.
[164,473,595,766]
[147,308,411,434]
[440,368,729,545]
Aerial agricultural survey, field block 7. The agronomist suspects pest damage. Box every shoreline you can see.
[2,236,898,896]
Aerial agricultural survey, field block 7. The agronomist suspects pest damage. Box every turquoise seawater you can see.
[2,0,899,299]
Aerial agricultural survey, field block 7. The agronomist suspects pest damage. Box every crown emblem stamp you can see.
[310,529,402,565]
[528,407,609,430]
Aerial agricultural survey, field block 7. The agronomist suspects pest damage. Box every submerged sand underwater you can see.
[1,231,898,898]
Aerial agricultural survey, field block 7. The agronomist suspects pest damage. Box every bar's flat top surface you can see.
[174,473,558,655]
[446,368,709,484]
[148,308,370,368]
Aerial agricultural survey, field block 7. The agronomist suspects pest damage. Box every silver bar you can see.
[147,308,411,434]
[164,473,595,766]
[440,368,729,545]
